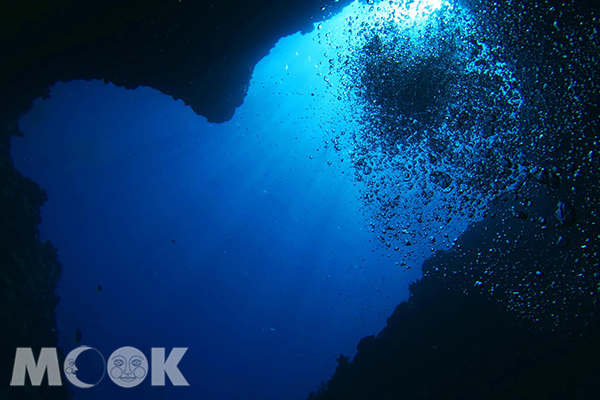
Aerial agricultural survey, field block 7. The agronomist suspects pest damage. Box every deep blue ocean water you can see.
[9,0,542,398]
[9,15,430,398]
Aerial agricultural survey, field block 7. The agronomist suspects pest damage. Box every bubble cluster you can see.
[312,0,599,325]
[314,1,526,263]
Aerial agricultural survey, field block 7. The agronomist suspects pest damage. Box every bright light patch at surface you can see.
[387,0,451,22]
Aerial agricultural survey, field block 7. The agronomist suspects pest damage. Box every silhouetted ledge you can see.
[0,122,69,399]
[0,0,353,124]
[308,201,600,399]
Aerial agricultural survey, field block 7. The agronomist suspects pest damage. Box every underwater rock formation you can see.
[309,194,600,399]
[0,0,352,124]
[0,124,69,400]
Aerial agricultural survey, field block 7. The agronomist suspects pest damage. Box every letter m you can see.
[10,348,62,386]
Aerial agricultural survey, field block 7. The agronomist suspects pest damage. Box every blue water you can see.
[11,33,424,400]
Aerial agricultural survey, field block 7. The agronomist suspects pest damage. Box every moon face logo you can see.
[63,346,106,388]
[108,346,148,388]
